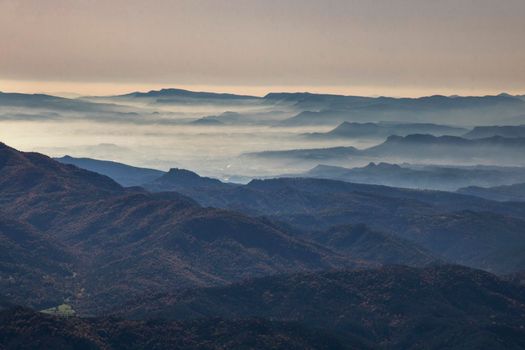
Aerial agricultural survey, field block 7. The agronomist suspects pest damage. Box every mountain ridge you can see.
[115,88,259,100]
[0,142,364,313]
[248,134,525,164]
[55,155,165,187]
[115,265,525,349]
[458,182,525,202]
[303,121,467,139]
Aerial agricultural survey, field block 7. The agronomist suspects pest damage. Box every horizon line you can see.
[1,79,523,99]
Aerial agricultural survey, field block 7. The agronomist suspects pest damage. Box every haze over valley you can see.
[2,1,525,349]
[2,89,525,181]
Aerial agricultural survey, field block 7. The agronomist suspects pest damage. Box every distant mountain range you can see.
[190,111,278,125]
[303,121,467,139]
[116,88,258,100]
[0,91,153,124]
[249,134,525,164]
[0,91,137,114]
[140,168,525,274]
[458,182,525,202]
[190,116,226,125]
[31,150,525,274]
[278,93,525,126]
[46,152,525,274]
[0,92,97,111]
[3,90,525,127]
[463,125,525,139]
[365,134,525,160]
[264,92,372,107]
[108,88,260,106]
[292,162,525,191]
[55,155,165,186]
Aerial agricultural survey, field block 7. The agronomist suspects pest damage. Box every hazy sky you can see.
[1,0,524,96]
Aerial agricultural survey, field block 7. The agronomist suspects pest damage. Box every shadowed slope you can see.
[55,155,165,187]
[0,143,357,313]
[458,182,525,202]
[0,308,349,350]
[117,265,525,350]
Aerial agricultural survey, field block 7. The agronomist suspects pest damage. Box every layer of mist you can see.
[2,89,525,180]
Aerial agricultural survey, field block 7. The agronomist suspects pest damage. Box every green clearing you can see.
[40,304,76,317]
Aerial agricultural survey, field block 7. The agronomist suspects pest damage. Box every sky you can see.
[1,0,524,97]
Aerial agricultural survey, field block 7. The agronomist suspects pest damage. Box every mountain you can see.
[189,117,225,125]
[365,134,525,161]
[281,110,358,126]
[303,121,467,139]
[55,155,165,187]
[248,134,525,164]
[280,94,525,126]
[0,142,357,313]
[147,176,525,274]
[295,162,525,191]
[463,125,525,139]
[213,177,525,222]
[0,217,75,309]
[264,92,372,108]
[39,155,240,205]
[117,88,258,100]
[4,266,525,349]
[0,91,137,114]
[0,308,346,350]
[458,182,525,202]
[48,158,439,269]
[117,265,525,350]
[144,168,237,198]
[192,111,258,125]
[110,88,260,106]
[191,110,291,126]
[3,139,525,314]
[0,92,98,112]
[246,146,359,160]
[308,224,436,266]
[0,142,123,197]
[0,91,158,125]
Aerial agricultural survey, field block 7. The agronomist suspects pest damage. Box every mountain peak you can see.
[150,167,226,189]
[0,142,122,195]
[166,168,202,179]
[364,162,401,170]
[385,134,444,143]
